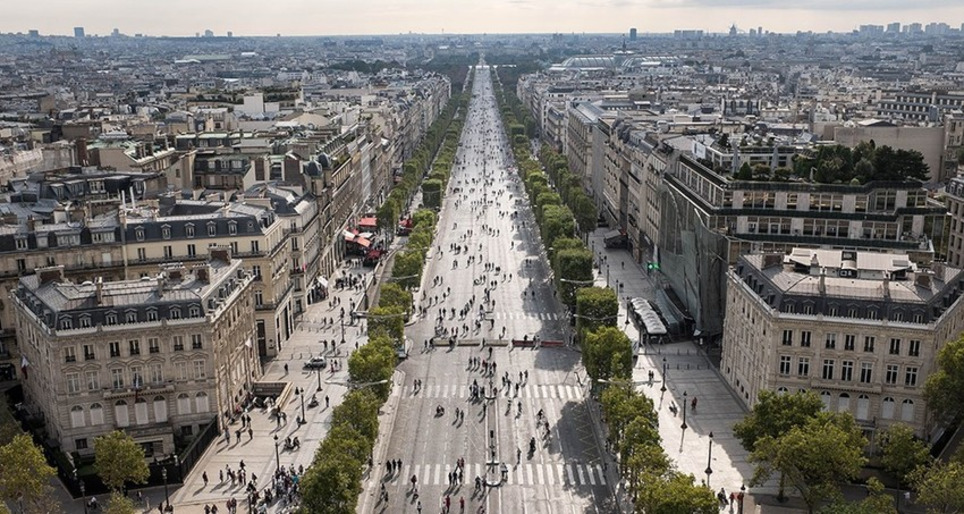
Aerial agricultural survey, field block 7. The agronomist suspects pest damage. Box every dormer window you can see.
[125,311,138,323]
[79,316,91,328]
[170,308,181,320]
[135,228,145,241]
[60,317,73,330]
[161,225,172,240]
[228,222,237,235]
[15,236,27,250]
[105,313,117,325]
[189,305,201,318]
[185,224,195,238]
[207,223,217,236]
[147,310,158,322]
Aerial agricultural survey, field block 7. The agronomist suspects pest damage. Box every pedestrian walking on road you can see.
[248,427,253,440]
[202,471,208,486]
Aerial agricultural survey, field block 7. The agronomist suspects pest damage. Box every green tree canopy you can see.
[634,471,718,514]
[103,492,136,514]
[347,334,396,400]
[879,423,932,487]
[0,434,57,514]
[298,454,363,514]
[366,305,406,345]
[911,457,964,514]
[331,389,382,444]
[734,390,824,452]
[749,412,867,513]
[554,247,593,307]
[93,431,150,492]
[377,282,413,315]
[818,478,896,514]
[422,179,443,210]
[600,383,657,448]
[924,336,964,425]
[583,326,633,382]
[391,250,424,290]
[575,286,618,341]
[375,198,400,236]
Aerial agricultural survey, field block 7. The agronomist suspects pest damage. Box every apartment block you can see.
[13,255,258,458]
[722,248,964,438]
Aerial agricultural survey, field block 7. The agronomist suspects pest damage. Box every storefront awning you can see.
[317,277,329,289]
[359,217,378,228]
[355,237,371,248]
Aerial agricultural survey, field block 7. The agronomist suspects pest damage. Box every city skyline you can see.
[5,0,964,37]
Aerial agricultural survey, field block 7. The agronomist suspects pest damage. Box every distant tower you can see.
[729,24,738,36]
[227,31,233,38]
[27,29,39,37]
[73,27,85,38]
[758,26,763,36]
[629,27,637,41]
[111,28,119,37]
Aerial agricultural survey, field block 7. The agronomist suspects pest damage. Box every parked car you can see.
[303,357,327,370]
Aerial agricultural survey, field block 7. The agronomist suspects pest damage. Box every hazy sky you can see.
[6,0,964,37]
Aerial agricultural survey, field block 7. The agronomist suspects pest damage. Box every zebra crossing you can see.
[487,311,564,321]
[403,383,584,400]
[390,462,606,487]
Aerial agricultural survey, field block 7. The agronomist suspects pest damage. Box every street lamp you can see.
[660,358,667,393]
[297,387,306,424]
[705,431,714,486]
[80,481,87,514]
[681,391,688,431]
[273,435,280,471]
[316,367,323,392]
[161,467,170,512]
[339,316,346,346]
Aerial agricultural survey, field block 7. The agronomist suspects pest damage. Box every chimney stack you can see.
[94,276,104,305]
[37,265,64,285]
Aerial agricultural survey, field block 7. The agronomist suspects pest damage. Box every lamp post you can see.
[340,316,346,346]
[705,431,714,487]
[738,484,745,514]
[316,367,323,392]
[297,387,306,424]
[80,481,87,514]
[681,391,688,431]
[660,357,667,393]
[274,435,281,471]
[161,467,170,512]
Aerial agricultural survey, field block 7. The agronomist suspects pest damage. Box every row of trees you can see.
[297,66,476,514]
[791,141,930,185]
[492,65,715,513]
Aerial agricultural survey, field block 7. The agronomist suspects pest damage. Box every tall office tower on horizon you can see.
[73,26,84,38]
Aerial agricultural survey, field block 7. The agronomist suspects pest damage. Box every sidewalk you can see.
[586,228,768,513]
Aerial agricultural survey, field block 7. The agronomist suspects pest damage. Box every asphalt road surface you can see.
[360,64,616,514]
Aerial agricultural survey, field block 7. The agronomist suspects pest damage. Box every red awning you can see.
[359,217,378,228]
[355,237,372,248]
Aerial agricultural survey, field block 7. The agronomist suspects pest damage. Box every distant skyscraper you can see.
[629,27,637,40]
[111,28,119,37]
[886,22,901,33]
[73,26,84,38]
[758,26,762,36]
[227,31,233,38]
[27,29,39,37]
[204,29,214,38]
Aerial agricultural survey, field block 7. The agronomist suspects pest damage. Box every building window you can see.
[135,228,144,241]
[60,318,73,330]
[187,244,196,257]
[137,248,146,262]
[64,346,76,363]
[889,338,901,355]
[150,363,163,384]
[174,361,188,381]
[251,241,260,253]
[189,306,201,318]
[90,403,104,425]
[863,336,875,352]
[172,336,184,352]
[170,308,181,320]
[109,342,121,358]
[905,367,918,387]
[128,339,140,356]
[162,226,171,239]
[125,311,137,323]
[255,291,263,307]
[66,373,81,394]
[901,399,915,422]
[15,237,27,250]
[110,369,124,389]
[163,246,173,259]
[782,330,793,346]
[191,334,203,349]
[147,310,158,322]
[75,438,88,450]
[186,225,195,238]
[825,333,837,349]
[860,362,873,383]
[148,338,160,354]
[207,223,217,236]
[106,313,117,326]
[797,357,810,377]
[86,371,100,391]
[80,317,91,328]
[193,359,206,380]
[800,331,812,348]
[822,360,834,380]
[841,361,854,381]
[886,364,899,385]
[844,335,855,351]
[83,344,95,360]
[228,222,237,235]
[252,266,262,279]
[908,340,921,357]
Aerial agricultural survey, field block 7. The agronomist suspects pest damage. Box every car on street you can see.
[303,357,327,369]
